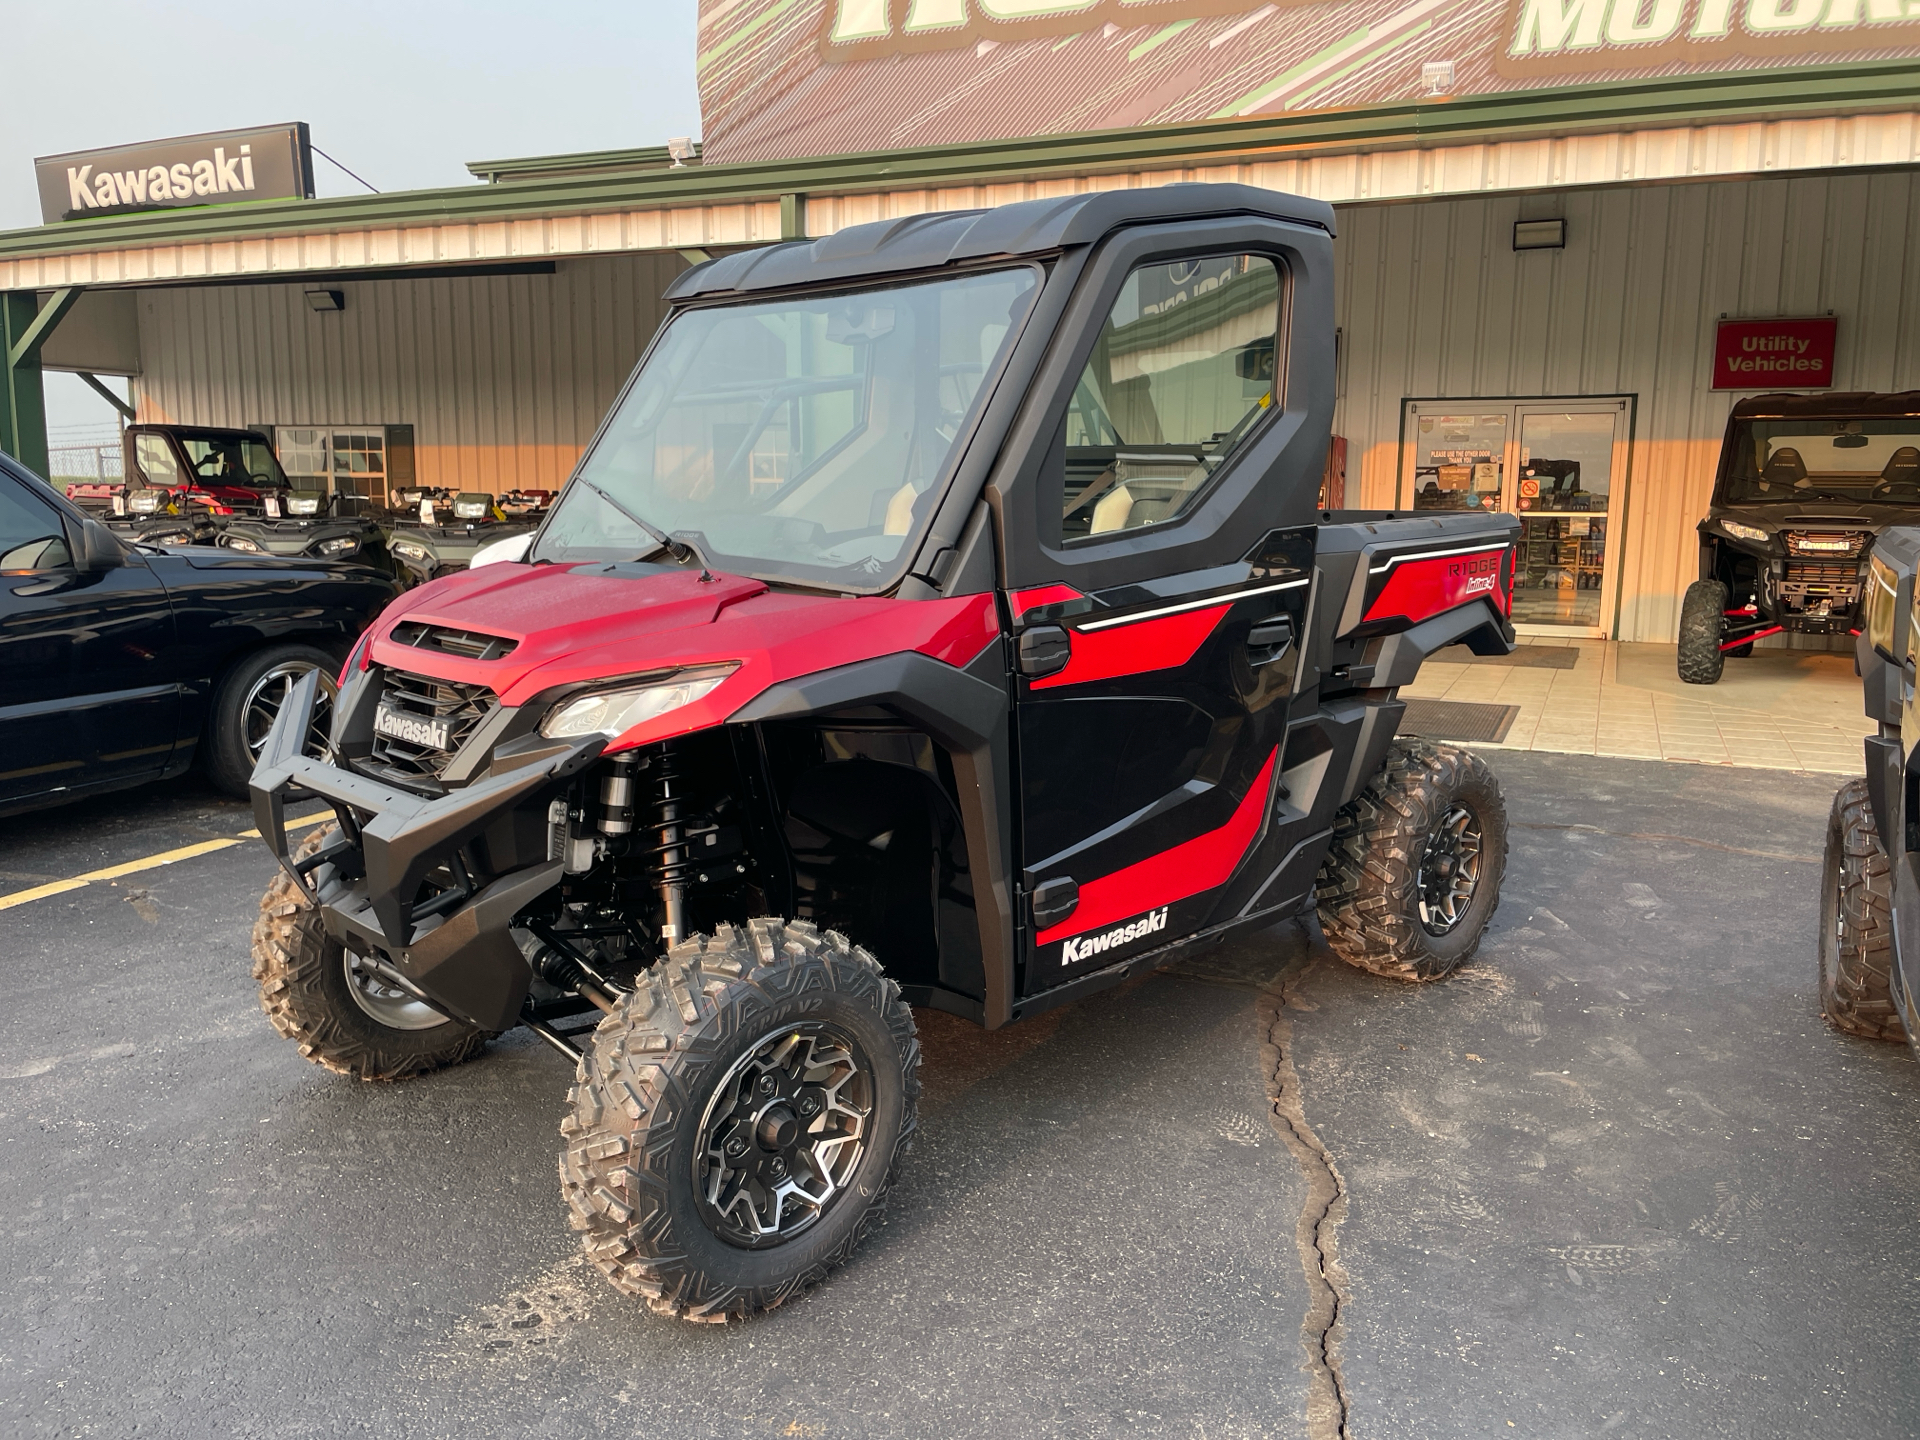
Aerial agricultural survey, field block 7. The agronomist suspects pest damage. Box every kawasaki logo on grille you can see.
[373,704,454,750]
[1060,907,1168,965]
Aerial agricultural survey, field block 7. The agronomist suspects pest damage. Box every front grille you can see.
[1781,560,1862,611]
[389,620,519,661]
[366,668,500,784]
[1784,530,1868,559]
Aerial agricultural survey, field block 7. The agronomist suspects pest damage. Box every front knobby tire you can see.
[1677,579,1729,685]
[1315,739,1509,982]
[1819,779,1903,1042]
[250,825,491,1080]
[560,919,920,1323]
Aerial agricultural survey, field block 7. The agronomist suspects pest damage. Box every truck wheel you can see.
[1315,739,1509,982]
[561,919,920,1322]
[250,825,491,1080]
[1819,779,1903,1041]
[1677,579,1728,684]
[206,643,339,798]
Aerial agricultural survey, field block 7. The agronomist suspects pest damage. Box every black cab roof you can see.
[666,183,1337,300]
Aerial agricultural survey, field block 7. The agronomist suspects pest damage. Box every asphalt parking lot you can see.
[3,751,1917,1439]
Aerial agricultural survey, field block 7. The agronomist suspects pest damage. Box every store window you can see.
[276,427,328,488]
[332,432,386,500]
[1059,253,1280,541]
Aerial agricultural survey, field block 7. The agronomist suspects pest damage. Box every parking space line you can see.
[0,811,333,914]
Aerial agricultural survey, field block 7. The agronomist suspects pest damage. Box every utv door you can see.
[998,221,1338,996]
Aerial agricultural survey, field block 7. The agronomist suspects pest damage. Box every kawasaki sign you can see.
[34,124,313,224]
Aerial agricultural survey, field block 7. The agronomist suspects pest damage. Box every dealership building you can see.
[4,1,1920,644]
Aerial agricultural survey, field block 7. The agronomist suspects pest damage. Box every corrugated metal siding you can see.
[132,252,685,493]
[1333,170,1920,643]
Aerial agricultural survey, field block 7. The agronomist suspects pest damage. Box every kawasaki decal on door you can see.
[1059,907,1169,965]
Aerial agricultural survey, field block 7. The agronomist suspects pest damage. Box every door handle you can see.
[1017,625,1071,679]
[1246,615,1294,665]
[1031,877,1079,928]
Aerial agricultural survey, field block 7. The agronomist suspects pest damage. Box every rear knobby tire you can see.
[560,918,919,1323]
[1818,779,1903,1042]
[1677,578,1728,685]
[1315,739,1508,982]
[250,825,491,1080]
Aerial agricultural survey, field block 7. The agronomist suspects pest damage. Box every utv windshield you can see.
[531,266,1039,588]
[176,433,289,489]
[1720,416,1920,504]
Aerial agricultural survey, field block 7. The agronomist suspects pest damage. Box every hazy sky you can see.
[7,1,701,432]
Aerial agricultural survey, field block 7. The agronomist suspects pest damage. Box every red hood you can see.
[364,562,1000,751]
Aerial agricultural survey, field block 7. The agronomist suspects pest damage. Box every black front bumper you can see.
[249,671,603,1031]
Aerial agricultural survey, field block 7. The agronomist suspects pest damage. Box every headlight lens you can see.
[453,498,490,520]
[223,534,264,553]
[128,490,164,514]
[316,535,360,556]
[540,666,738,739]
[288,495,322,516]
[148,529,192,546]
[391,540,430,562]
[1721,520,1770,544]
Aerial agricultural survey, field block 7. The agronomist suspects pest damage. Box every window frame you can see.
[1054,249,1286,547]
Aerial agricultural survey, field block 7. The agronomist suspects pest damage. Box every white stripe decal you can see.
[1075,577,1310,632]
[1368,541,1511,575]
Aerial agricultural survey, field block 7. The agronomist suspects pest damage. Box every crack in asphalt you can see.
[1258,939,1353,1440]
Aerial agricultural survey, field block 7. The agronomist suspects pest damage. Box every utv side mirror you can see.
[73,515,127,572]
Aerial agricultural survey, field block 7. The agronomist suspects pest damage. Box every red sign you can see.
[1713,317,1837,391]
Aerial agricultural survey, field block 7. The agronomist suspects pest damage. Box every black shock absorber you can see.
[647,742,695,945]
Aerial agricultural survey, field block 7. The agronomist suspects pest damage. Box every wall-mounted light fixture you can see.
[1513,219,1566,251]
[1421,60,1455,96]
[666,136,700,167]
[305,288,345,312]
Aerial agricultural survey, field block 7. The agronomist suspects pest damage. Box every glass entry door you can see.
[1401,398,1630,635]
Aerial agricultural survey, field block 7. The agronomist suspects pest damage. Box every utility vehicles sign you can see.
[35,124,313,223]
[1712,317,1838,390]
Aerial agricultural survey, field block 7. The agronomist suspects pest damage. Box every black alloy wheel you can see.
[694,1023,875,1248]
[1416,801,1484,936]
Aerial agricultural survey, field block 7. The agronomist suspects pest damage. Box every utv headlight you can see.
[391,539,431,562]
[540,665,739,739]
[316,535,360,557]
[222,534,264,553]
[1721,520,1770,544]
[452,496,491,520]
[148,529,193,546]
[128,489,165,515]
[287,495,322,516]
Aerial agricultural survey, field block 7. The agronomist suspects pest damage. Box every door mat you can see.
[1400,699,1521,743]
[1446,645,1580,669]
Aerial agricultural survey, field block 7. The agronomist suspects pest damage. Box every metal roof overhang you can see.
[3,58,1919,293]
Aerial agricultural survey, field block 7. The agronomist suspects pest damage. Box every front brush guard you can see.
[249,669,604,1031]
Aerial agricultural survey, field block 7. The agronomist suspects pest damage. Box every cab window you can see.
[0,476,72,572]
[1057,253,1281,542]
[133,433,182,488]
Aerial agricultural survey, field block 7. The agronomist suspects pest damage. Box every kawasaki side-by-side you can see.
[248,186,1521,1322]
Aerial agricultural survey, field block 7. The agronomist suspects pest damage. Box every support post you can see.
[2,287,83,477]
[78,371,135,422]
[780,192,808,241]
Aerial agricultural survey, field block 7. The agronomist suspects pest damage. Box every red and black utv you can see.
[248,185,1521,1322]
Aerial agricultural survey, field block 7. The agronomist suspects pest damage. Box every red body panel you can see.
[362,563,1000,751]
[1362,544,1512,628]
[1036,748,1278,946]
[1030,603,1231,691]
[1010,583,1082,621]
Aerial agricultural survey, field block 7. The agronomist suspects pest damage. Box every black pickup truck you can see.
[0,449,398,815]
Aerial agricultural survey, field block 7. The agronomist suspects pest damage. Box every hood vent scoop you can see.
[390,621,519,661]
